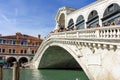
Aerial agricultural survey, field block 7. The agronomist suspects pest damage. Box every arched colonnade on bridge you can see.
[56,2,120,31]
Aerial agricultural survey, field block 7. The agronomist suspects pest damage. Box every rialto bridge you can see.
[31,0,120,80]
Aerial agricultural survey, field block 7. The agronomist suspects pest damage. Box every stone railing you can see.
[50,26,120,40]
[33,26,120,61]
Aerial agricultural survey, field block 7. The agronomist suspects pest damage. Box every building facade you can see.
[0,32,43,67]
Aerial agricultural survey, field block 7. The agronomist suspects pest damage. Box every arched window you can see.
[75,15,85,29]
[102,3,120,26]
[67,19,74,30]
[87,10,99,28]
[58,14,65,31]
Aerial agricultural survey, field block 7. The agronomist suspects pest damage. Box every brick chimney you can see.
[38,34,41,40]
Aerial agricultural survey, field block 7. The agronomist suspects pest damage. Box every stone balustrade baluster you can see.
[117,29,120,38]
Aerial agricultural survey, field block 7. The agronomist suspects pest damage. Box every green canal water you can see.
[3,69,89,80]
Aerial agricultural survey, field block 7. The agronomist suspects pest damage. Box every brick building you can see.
[0,32,43,67]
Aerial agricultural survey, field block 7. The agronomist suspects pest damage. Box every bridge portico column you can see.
[98,14,103,27]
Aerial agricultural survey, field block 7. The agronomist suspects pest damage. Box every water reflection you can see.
[3,69,88,80]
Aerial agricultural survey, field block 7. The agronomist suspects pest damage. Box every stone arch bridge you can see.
[31,26,120,80]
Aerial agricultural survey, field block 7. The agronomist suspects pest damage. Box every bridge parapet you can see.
[32,26,120,80]
[33,26,120,62]
[51,26,120,40]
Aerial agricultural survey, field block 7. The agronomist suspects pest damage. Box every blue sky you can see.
[0,0,96,38]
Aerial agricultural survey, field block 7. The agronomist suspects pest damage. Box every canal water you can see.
[3,69,89,80]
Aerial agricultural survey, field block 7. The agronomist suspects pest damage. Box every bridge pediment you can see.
[55,6,76,21]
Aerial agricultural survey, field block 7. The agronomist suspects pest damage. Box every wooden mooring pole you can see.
[0,64,3,80]
[13,62,19,80]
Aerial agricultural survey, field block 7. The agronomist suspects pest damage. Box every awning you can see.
[0,59,4,64]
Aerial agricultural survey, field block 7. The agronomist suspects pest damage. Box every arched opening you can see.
[67,19,74,31]
[39,46,89,79]
[87,10,99,28]
[18,57,28,67]
[7,57,17,67]
[75,15,85,29]
[102,3,120,26]
[58,13,65,32]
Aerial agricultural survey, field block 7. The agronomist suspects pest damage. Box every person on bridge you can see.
[117,18,120,25]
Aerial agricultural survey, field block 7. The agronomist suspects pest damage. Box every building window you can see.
[24,50,27,54]
[10,40,16,45]
[9,49,12,53]
[9,40,12,44]
[23,41,28,45]
[2,49,5,53]
[32,50,34,54]
[36,42,39,46]
[3,40,6,44]
[0,48,1,53]
[0,39,2,44]
[32,43,34,46]
[21,50,23,54]
[13,49,16,53]
[13,40,16,45]
[20,39,28,46]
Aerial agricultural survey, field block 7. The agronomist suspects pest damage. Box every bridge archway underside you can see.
[39,46,81,69]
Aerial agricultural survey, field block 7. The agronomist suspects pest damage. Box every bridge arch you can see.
[102,3,120,26]
[35,42,94,79]
[58,13,65,29]
[75,15,85,29]
[67,19,74,30]
[87,10,99,28]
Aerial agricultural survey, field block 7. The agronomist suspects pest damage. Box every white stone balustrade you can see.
[50,26,120,40]
[33,26,120,67]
